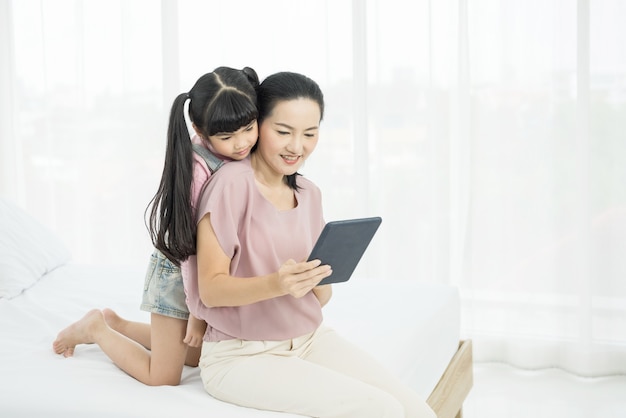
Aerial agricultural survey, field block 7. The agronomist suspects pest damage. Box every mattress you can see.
[0,263,459,418]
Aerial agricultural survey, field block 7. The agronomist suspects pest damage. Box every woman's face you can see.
[207,120,258,160]
[256,98,321,177]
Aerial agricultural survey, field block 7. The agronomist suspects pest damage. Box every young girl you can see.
[188,72,436,417]
[52,66,259,386]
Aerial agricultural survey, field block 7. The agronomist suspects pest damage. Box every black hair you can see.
[255,71,324,190]
[146,67,259,265]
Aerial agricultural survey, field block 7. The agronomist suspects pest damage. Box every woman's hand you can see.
[276,259,332,298]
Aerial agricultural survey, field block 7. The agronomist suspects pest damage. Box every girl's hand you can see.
[183,315,207,347]
[183,332,203,348]
[277,259,332,298]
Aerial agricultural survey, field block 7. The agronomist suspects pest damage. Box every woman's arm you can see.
[197,213,332,307]
[313,285,332,307]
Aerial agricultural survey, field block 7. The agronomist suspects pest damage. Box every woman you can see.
[187,72,436,418]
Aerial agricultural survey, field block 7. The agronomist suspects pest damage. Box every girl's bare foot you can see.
[52,309,106,357]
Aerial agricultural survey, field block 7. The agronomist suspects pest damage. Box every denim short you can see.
[140,249,190,320]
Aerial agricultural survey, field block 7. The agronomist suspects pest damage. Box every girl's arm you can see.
[196,213,332,308]
[183,315,207,347]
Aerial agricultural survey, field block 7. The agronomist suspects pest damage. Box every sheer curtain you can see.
[458,0,626,376]
[1,0,624,376]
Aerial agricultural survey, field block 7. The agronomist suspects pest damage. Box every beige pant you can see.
[199,325,436,418]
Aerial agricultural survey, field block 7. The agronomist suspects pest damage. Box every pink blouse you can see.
[183,157,326,342]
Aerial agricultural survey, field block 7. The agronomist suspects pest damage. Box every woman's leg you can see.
[200,337,405,418]
[53,311,189,386]
[303,326,436,418]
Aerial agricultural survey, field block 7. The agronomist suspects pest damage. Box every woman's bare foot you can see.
[52,309,106,357]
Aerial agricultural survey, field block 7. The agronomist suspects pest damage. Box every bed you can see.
[0,197,472,418]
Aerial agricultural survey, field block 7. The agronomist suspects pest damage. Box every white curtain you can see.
[1,0,624,377]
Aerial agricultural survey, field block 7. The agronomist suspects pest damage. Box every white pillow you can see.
[0,198,71,299]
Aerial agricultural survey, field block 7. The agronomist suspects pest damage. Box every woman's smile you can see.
[281,154,301,165]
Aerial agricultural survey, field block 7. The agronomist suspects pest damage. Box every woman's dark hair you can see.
[255,71,324,190]
[146,67,259,265]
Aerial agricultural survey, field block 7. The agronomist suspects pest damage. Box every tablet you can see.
[308,217,382,285]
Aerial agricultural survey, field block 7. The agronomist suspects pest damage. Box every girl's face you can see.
[256,98,321,177]
[206,120,258,160]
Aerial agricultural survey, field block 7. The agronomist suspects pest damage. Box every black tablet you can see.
[308,217,382,285]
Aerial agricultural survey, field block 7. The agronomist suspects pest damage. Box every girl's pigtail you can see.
[146,93,195,265]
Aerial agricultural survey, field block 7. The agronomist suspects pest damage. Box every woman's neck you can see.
[250,153,284,188]
[250,153,296,210]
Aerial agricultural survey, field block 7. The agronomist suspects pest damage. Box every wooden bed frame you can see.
[427,340,473,418]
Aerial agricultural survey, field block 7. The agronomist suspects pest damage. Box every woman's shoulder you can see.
[297,175,321,194]
[197,158,253,218]
[211,157,253,182]
[201,158,255,203]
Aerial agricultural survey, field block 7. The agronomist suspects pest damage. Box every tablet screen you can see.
[307,217,382,285]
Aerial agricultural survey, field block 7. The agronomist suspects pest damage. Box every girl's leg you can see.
[200,337,405,418]
[53,311,188,386]
[303,326,436,418]
[102,308,151,348]
[101,309,201,367]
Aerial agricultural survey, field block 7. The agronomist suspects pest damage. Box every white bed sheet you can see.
[0,263,459,418]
